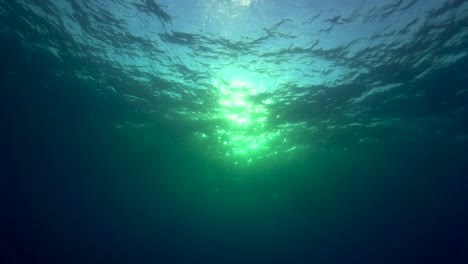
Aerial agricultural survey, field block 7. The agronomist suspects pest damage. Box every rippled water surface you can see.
[3,0,467,165]
[2,0,468,263]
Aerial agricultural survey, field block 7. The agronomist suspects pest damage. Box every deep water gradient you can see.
[1,0,468,263]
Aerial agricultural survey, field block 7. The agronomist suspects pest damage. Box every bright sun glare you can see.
[234,0,256,7]
[203,69,283,165]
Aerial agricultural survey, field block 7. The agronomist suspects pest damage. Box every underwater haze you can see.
[1,0,468,263]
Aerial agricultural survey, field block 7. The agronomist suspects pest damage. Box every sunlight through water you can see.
[209,69,281,165]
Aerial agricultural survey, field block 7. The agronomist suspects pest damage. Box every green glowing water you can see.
[193,68,295,165]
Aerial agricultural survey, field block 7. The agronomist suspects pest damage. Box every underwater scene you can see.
[1,0,468,263]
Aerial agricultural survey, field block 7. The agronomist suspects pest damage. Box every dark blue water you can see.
[1,0,468,263]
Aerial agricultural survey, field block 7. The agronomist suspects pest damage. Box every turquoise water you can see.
[1,0,468,263]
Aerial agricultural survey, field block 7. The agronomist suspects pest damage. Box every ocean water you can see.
[1,0,468,263]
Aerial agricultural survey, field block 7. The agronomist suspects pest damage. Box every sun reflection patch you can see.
[208,72,279,164]
[191,68,302,166]
[218,78,264,127]
[234,0,256,7]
